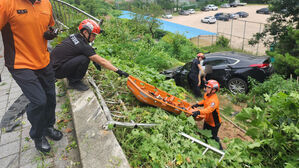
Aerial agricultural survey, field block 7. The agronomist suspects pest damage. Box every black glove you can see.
[191,104,200,109]
[116,69,129,77]
[43,27,58,40]
[93,61,101,71]
[192,111,201,118]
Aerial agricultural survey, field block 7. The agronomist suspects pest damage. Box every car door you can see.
[203,57,230,85]
[174,62,192,87]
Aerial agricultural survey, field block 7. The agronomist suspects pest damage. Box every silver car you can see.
[162,14,173,19]
[188,9,195,14]
[206,4,218,11]
[201,16,216,24]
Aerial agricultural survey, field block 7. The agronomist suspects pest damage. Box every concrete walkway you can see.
[0,58,79,167]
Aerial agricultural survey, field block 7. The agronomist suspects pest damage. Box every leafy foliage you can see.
[216,35,230,48]
[267,51,299,76]
[233,74,299,108]
[249,0,299,76]
[52,2,299,166]
[160,33,200,62]
[63,0,113,16]
[236,91,299,167]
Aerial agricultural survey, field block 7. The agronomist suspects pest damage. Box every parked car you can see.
[235,11,249,18]
[256,8,271,14]
[188,9,196,14]
[236,2,247,6]
[162,14,173,19]
[215,14,230,21]
[214,12,224,18]
[161,52,274,94]
[201,16,216,24]
[221,3,230,8]
[229,2,238,7]
[228,13,239,19]
[201,6,210,11]
[205,4,218,11]
[179,10,190,15]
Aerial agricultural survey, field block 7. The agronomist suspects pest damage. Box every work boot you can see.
[33,136,51,153]
[69,81,89,91]
[45,127,63,141]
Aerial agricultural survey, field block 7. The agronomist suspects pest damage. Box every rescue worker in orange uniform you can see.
[51,19,129,91]
[191,80,223,150]
[0,0,62,153]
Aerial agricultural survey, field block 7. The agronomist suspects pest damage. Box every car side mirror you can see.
[205,65,213,74]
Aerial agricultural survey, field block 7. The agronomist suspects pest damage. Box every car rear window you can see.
[204,57,228,66]
[227,58,238,64]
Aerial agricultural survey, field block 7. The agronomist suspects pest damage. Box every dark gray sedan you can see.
[235,11,249,18]
[162,52,274,94]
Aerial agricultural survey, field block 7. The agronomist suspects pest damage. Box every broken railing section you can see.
[180,132,225,162]
[50,0,102,29]
[87,75,157,129]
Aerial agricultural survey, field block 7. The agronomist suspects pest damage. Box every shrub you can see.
[267,51,299,77]
[245,74,299,108]
[216,35,230,48]
[161,33,199,61]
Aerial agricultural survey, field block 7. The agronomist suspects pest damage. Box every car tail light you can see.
[249,63,269,68]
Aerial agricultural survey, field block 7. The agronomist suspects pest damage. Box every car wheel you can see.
[227,78,247,94]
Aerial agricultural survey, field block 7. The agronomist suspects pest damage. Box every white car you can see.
[162,14,173,19]
[188,9,195,14]
[201,16,216,24]
[206,4,218,11]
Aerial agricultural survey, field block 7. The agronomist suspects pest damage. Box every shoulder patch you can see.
[210,102,215,107]
[70,34,79,45]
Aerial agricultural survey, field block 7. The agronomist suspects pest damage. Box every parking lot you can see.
[162,5,270,55]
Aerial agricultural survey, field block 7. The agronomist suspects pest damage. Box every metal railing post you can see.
[257,23,262,55]
[230,19,233,47]
[216,20,219,42]
[180,132,225,162]
[50,0,102,29]
[242,21,247,51]
[61,3,67,26]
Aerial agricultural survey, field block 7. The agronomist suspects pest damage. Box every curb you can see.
[65,79,130,168]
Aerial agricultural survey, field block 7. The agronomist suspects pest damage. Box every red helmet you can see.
[197,53,205,59]
[205,80,220,91]
[78,19,101,35]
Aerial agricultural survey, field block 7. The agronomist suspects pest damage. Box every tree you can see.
[156,0,175,11]
[249,0,299,48]
[130,1,164,38]
[249,0,299,77]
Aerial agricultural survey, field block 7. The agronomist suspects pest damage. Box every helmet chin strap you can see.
[206,88,214,96]
[82,30,92,42]
[87,32,92,42]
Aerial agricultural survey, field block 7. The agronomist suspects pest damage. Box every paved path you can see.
[0,58,78,168]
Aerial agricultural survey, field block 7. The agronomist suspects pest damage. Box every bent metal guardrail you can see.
[50,0,102,29]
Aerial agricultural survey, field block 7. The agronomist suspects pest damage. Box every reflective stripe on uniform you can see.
[0,0,55,70]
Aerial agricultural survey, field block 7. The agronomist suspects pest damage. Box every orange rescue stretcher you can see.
[127,76,205,120]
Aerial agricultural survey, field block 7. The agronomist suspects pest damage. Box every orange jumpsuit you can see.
[196,92,221,127]
[0,0,55,70]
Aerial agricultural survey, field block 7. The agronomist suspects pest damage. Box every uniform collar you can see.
[28,0,41,5]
